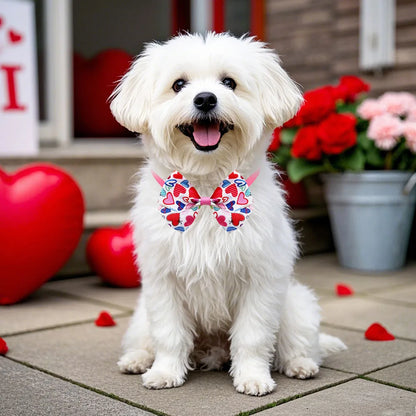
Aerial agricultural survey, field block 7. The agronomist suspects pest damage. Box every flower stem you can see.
[385,151,393,170]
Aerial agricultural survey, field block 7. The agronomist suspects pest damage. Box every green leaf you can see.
[366,145,385,168]
[280,128,297,145]
[272,146,291,168]
[336,101,359,114]
[357,131,372,150]
[338,147,365,171]
[287,158,327,183]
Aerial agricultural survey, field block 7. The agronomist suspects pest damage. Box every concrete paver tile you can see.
[320,326,416,374]
[0,357,154,416]
[262,379,416,416]
[0,290,126,336]
[4,318,354,416]
[295,254,416,295]
[369,282,416,306]
[45,276,139,310]
[321,297,416,340]
[366,358,416,390]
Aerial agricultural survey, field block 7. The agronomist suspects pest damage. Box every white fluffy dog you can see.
[110,32,345,396]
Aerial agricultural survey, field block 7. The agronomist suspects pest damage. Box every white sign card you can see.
[0,0,39,156]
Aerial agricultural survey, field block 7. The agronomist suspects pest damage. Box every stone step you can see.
[0,140,145,211]
[59,206,333,276]
[1,142,333,276]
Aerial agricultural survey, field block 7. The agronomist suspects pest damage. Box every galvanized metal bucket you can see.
[323,171,416,272]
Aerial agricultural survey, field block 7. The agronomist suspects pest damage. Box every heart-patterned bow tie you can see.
[152,170,259,232]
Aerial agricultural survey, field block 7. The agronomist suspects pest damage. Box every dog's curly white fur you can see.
[110,32,346,396]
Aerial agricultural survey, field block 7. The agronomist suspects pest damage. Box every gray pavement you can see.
[1,254,415,416]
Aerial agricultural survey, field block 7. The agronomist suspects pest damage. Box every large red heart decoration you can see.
[86,223,141,288]
[0,164,84,305]
[73,49,133,137]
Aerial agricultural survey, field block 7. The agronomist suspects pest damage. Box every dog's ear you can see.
[256,46,303,128]
[110,52,153,133]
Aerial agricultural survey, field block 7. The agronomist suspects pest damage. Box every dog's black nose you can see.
[193,92,217,112]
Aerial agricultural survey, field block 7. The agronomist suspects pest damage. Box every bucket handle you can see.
[403,173,416,195]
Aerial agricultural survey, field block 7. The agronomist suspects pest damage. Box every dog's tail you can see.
[319,333,347,358]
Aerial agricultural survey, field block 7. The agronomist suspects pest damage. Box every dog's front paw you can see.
[118,350,154,374]
[284,357,319,379]
[233,374,276,396]
[142,368,185,389]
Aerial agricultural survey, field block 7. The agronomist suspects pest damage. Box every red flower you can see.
[332,75,370,103]
[296,86,336,125]
[291,125,322,160]
[318,113,357,155]
[268,128,281,152]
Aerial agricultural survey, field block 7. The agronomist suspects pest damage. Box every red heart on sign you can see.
[365,323,395,341]
[8,29,23,44]
[86,223,140,288]
[73,50,133,137]
[0,164,84,304]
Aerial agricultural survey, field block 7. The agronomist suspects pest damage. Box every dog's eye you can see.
[222,77,237,90]
[172,79,187,93]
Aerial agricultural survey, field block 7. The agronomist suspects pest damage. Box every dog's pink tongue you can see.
[193,123,221,147]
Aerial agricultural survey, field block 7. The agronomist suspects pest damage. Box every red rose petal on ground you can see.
[365,323,395,341]
[95,311,116,327]
[336,283,354,296]
[0,337,8,355]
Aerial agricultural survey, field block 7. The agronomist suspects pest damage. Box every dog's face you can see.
[111,33,302,174]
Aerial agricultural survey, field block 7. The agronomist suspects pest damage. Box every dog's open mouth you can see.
[178,120,233,152]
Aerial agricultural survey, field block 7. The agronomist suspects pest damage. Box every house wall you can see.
[266,0,416,95]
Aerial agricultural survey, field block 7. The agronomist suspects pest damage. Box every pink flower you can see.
[379,92,416,116]
[357,98,386,120]
[407,106,416,121]
[367,114,403,150]
[402,121,416,153]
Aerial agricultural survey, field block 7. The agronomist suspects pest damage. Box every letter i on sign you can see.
[0,0,38,156]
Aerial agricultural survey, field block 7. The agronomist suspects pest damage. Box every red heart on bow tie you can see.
[8,29,23,44]
[335,283,354,296]
[228,172,239,179]
[86,222,140,288]
[231,213,245,226]
[225,183,238,197]
[211,187,223,199]
[188,187,200,199]
[184,215,196,227]
[173,184,186,197]
[216,215,227,227]
[173,172,183,179]
[167,213,180,226]
[365,323,395,341]
[0,164,84,305]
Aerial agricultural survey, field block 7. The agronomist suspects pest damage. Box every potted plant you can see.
[271,76,416,272]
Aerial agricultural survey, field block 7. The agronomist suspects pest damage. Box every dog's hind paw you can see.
[118,350,154,374]
[283,357,319,379]
[142,368,185,389]
[233,375,276,396]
